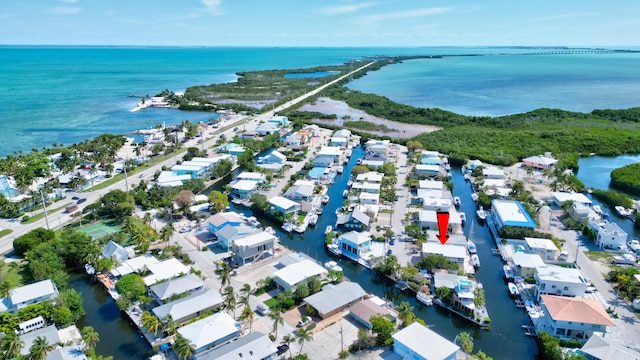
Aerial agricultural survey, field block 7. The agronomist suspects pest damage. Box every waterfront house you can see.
[101,240,132,264]
[420,193,452,211]
[352,182,381,194]
[349,297,397,329]
[522,154,558,170]
[490,199,537,232]
[5,279,59,313]
[337,231,372,261]
[482,166,505,179]
[207,212,246,235]
[537,295,615,341]
[534,265,589,300]
[453,278,476,316]
[268,196,301,217]
[336,209,370,230]
[330,136,349,147]
[216,225,256,252]
[143,258,191,286]
[365,139,389,157]
[272,259,328,291]
[420,151,443,166]
[418,180,444,190]
[512,253,546,278]
[152,289,224,325]
[110,255,161,279]
[422,243,466,266]
[196,331,277,360]
[149,273,204,304]
[232,230,277,265]
[392,322,459,360]
[157,171,192,188]
[551,191,592,207]
[301,124,321,136]
[418,209,461,233]
[257,150,286,171]
[334,129,352,139]
[191,155,234,170]
[316,146,342,162]
[525,237,560,261]
[171,164,206,179]
[466,159,483,171]
[303,281,367,319]
[588,221,628,250]
[360,159,385,169]
[284,183,314,202]
[312,155,335,168]
[569,202,601,225]
[579,333,640,360]
[284,132,311,150]
[236,172,266,184]
[415,164,441,178]
[177,312,241,354]
[220,143,247,156]
[268,115,289,127]
[19,325,60,356]
[307,166,330,181]
[355,171,384,184]
[359,192,379,205]
[255,122,280,136]
[230,180,258,199]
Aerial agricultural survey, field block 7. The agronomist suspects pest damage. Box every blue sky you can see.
[2,0,639,46]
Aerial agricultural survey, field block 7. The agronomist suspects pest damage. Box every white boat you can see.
[476,206,487,220]
[322,195,330,204]
[467,240,477,254]
[85,263,95,275]
[508,282,519,297]
[316,207,324,216]
[347,180,353,188]
[265,226,276,235]
[614,205,629,217]
[464,173,471,181]
[325,225,333,234]
[343,190,349,198]
[282,223,293,232]
[453,196,461,206]
[308,214,318,226]
[356,158,362,165]
[327,243,342,256]
[416,292,434,306]
[470,254,481,268]
[593,205,603,214]
[471,193,478,202]
[503,265,515,279]
[337,166,344,174]
[459,212,466,224]
[324,261,343,272]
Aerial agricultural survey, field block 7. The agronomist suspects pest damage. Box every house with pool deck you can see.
[490,199,537,232]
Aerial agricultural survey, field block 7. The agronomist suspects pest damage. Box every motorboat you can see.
[470,254,481,268]
[464,173,471,181]
[615,205,630,217]
[508,282,519,297]
[453,196,461,206]
[282,223,293,232]
[356,158,362,165]
[85,263,95,275]
[325,225,333,234]
[308,214,318,226]
[347,180,353,188]
[592,205,603,215]
[476,206,487,221]
[337,166,344,174]
[471,193,478,202]
[467,240,477,254]
[316,207,324,216]
[322,195,330,204]
[503,265,515,279]
[327,243,342,256]
[343,190,349,198]
[416,292,434,306]
[265,226,276,235]
[459,212,466,224]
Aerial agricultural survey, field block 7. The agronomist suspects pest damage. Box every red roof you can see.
[541,295,615,326]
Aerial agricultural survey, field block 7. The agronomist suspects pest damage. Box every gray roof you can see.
[196,331,277,360]
[303,281,366,316]
[10,279,57,306]
[149,273,204,301]
[217,224,256,241]
[278,253,313,267]
[152,289,224,322]
[46,345,88,360]
[336,210,370,226]
[21,325,61,356]
[580,333,640,360]
[101,240,129,263]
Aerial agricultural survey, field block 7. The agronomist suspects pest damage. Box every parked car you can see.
[179,226,192,233]
[276,345,289,356]
[76,198,87,204]
[255,304,269,316]
[297,316,311,327]
[72,196,79,200]
[627,239,640,253]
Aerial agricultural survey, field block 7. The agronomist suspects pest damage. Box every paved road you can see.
[0,60,375,256]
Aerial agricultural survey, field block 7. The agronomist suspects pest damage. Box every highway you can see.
[0,61,374,256]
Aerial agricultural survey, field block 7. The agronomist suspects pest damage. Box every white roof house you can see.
[157,171,192,187]
[393,322,459,360]
[418,180,444,190]
[551,192,592,207]
[482,166,505,179]
[589,221,628,250]
[422,243,467,265]
[352,182,381,193]
[236,172,266,183]
[535,265,589,300]
[149,273,204,303]
[317,146,343,158]
[356,172,383,183]
[196,331,277,360]
[101,240,131,263]
[110,255,161,278]
[491,199,537,230]
[512,253,546,277]
[359,192,379,204]
[580,333,640,360]
[269,196,301,214]
[8,279,59,312]
[303,281,367,319]
[525,237,560,261]
[152,289,224,324]
[143,258,191,286]
[177,312,241,354]
[273,259,328,290]
[232,180,258,192]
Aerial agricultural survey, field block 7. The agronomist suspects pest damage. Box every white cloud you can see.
[51,6,81,15]
[529,12,597,22]
[320,2,378,15]
[201,0,223,15]
[358,7,451,23]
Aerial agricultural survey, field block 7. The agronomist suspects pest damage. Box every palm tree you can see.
[269,308,285,340]
[456,331,474,355]
[1,332,24,359]
[281,334,295,359]
[160,223,174,248]
[295,327,313,356]
[141,311,161,336]
[122,216,137,235]
[0,280,14,299]
[29,336,54,360]
[142,212,152,226]
[294,282,309,300]
[81,326,100,350]
[162,315,177,336]
[214,262,232,290]
[222,286,237,318]
[173,335,193,360]
[239,283,251,311]
[239,306,254,332]
[396,301,415,327]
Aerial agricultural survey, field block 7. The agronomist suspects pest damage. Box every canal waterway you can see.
[70,273,154,359]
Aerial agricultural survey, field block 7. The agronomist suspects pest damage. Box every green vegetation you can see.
[591,189,634,209]
[21,202,71,224]
[610,163,640,195]
[606,267,640,301]
[343,120,391,132]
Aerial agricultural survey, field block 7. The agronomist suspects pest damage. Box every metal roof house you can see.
[7,279,59,313]
[392,323,459,360]
[232,230,277,265]
[207,212,246,234]
[177,312,241,354]
[490,199,537,231]
[152,289,224,324]
[20,325,61,356]
[149,273,204,304]
[272,259,327,290]
[196,331,277,360]
[269,196,301,216]
[303,281,367,319]
[101,240,131,264]
[580,333,640,360]
[534,265,589,300]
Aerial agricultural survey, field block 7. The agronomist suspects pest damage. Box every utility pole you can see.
[123,159,129,192]
[339,323,344,353]
[39,189,50,230]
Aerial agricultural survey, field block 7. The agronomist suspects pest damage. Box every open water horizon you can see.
[1,46,640,157]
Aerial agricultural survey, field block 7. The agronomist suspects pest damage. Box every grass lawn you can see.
[21,202,72,224]
[264,297,279,309]
[0,229,13,238]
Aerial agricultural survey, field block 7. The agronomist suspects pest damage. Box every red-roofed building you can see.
[537,295,615,340]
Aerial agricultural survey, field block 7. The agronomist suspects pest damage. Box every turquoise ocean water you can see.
[1,46,639,157]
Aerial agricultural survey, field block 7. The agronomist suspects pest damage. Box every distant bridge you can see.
[515,49,639,55]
